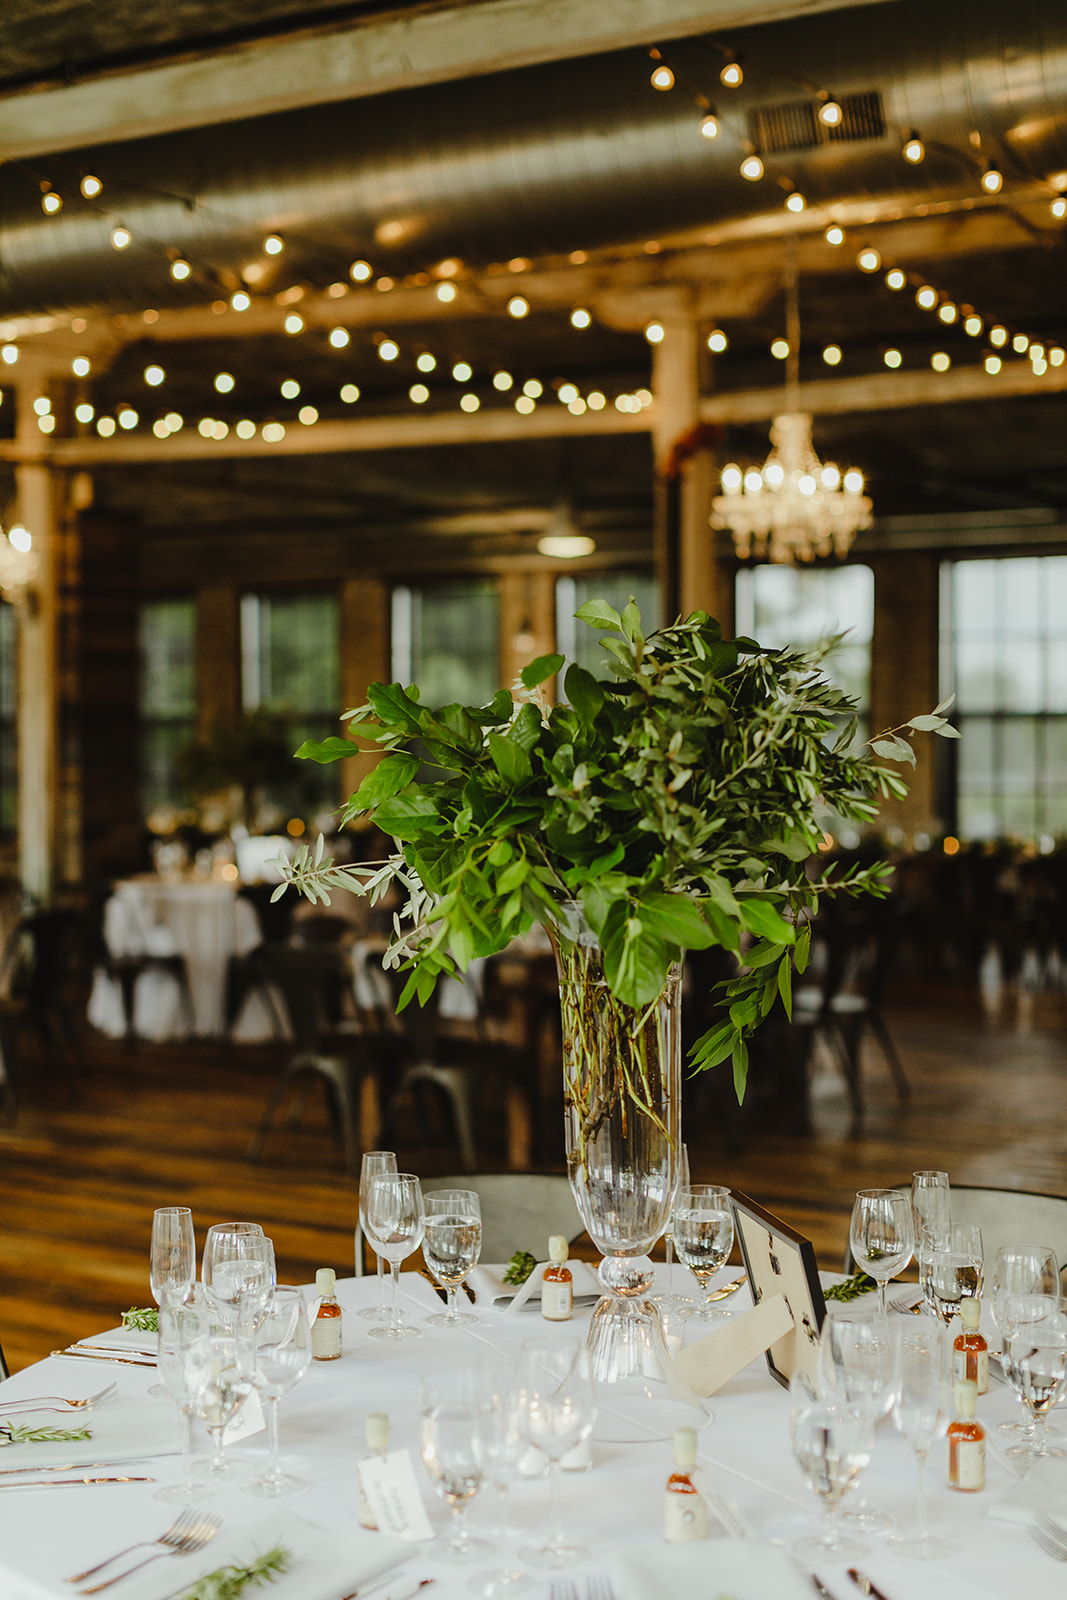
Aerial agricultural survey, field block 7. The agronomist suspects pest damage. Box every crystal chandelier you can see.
[711,258,872,564]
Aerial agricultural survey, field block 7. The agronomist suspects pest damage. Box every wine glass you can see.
[245,1285,313,1497]
[357,1151,399,1323]
[155,1291,211,1504]
[202,1222,273,1336]
[364,1173,425,1341]
[148,1206,195,1398]
[184,1327,255,1483]
[517,1337,597,1569]
[818,1310,895,1533]
[419,1368,493,1561]
[1002,1318,1067,1466]
[925,1226,983,1325]
[850,1189,914,1316]
[991,1245,1061,1438]
[672,1184,735,1320]
[789,1376,873,1564]
[424,1189,482,1327]
[887,1321,957,1561]
[652,1143,693,1315]
[470,1367,535,1598]
[912,1171,950,1316]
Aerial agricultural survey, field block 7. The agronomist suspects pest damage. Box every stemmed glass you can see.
[424,1189,482,1328]
[925,1226,983,1325]
[912,1171,951,1316]
[888,1321,957,1561]
[517,1338,597,1569]
[419,1368,493,1561]
[148,1206,195,1398]
[992,1245,1061,1438]
[850,1189,914,1317]
[1002,1319,1067,1466]
[818,1310,895,1533]
[365,1173,425,1341]
[184,1325,255,1484]
[155,1291,211,1504]
[245,1285,313,1497]
[652,1143,693,1316]
[357,1151,399,1323]
[470,1368,535,1598]
[202,1222,273,1337]
[789,1375,873,1564]
[672,1184,735,1320]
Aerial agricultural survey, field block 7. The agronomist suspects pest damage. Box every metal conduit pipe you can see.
[0,0,1065,315]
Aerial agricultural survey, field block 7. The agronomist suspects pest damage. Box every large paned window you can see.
[391,581,500,705]
[734,565,874,720]
[941,556,1067,841]
[240,591,341,816]
[555,573,659,675]
[140,598,196,817]
[0,603,15,831]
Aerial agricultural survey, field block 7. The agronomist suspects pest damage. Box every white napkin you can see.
[988,1456,1067,1526]
[609,1538,814,1600]
[468,1260,602,1310]
[0,1400,179,1469]
[29,1510,409,1600]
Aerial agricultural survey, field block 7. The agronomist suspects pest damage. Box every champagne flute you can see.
[926,1225,983,1325]
[653,1142,693,1315]
[672,1184,734,1320]
[184,1328,254,1483]
[148,1206,195,1397]
[357,1151,399,1323]
[912,1171,950,1316]
[155,1291,211,1504]
[470,1366,535,1598]
[420,1368,493,1561]
[424,1189,482,1327]
[991,1245,1061,1438]
[850,1189,914,1317]
[887,1321,957,1561]
[1002,1319,1067,1466]
[245,1285,313,1497]
[364,1173,425,1341]
[517,1337,597,1569]
[818,1310,895,1533]
[789,1376,873,1564]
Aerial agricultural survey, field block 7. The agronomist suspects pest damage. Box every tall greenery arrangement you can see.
[279,601,954,1096]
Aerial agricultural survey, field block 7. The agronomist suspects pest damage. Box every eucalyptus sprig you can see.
[0,1424,92,1445]
[279,601,952,1098]
[121,1306,158,1332]
[176,1545,291,1600]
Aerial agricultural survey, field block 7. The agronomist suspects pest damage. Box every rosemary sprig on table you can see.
[121,1306,159,1332]
[824,1271,877,1302]
[503,1250,537,1286]
[175,1545,291,1600]
[0,1424,92,1445]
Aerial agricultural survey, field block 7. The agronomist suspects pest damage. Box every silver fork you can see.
[549,1581,580,1600]
[64,1510,220,1588]
[587,1579,617,1600]
[0,1383,117,1415]
[1031,1511,1067,1562]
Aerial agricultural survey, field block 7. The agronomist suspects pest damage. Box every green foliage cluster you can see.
[176,1546,290,1600]
[823,1270,878,1302]
[121,1306,159,1332]
[503,1249,538,1286]
[0,1424,92,1445]
[285,601,955,1096]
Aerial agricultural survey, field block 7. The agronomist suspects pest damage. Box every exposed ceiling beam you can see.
[0,0,897,161]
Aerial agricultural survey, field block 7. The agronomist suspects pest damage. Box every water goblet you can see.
[202,1222,273,1338]
[652,1142,693,1316]
[789,1376,873,1564]
[148,1205,195,1397]
[672,1183,734,1320]
[155,1291,211,1504]
[517,1338,597,1569]
[419,1368,493,1561]
[424,1189,482,1327]
[357,1150,399,1323]
[887,1320,957,1560]
[184,1327,255,1484]
[992,1245,1061,1438]
[926,1225,983,1325]
[365,1173,425,1341]
[912,1171,950,1316]
[1002,1319,1067,1466]
[244,1285,313,1497]
[850,1189,914,1316]
[818,1310,895,1532]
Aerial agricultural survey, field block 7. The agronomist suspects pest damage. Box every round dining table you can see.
[0,1267,1060,1600]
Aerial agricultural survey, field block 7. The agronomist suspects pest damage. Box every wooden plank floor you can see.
[2,980,1065,1374]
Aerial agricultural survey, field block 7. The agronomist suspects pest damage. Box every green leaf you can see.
[574,599,622,632]
[738,899,795,943]
[488,731,532,785]
[732,1038,749,1104]
[372,789,443,840]
[794,921,812,975]
[510,702,543,751]
[934,723,961,738]
[700,899,741,951]
[638,892,715,950]
[620,597,643,646]
[934,694,956,715]
[777,955,793,1019]
[689,1020,736,1069]
[520,653,565,689]
[703,875,742,921]
[349,751,420,808]
[367,681,423,735]
[906,714,948,732]
[870,736,916,767]
[294,735,356,764]
[564,664,605,725]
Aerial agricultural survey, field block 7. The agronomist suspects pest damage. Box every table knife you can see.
[50,1347,158,1367]
[810,1574,836,1598]
[0,1474,155,1489]
[847,1568,893,1600]
[0,1460,110,1477]
[416,1269,448,1304]
[707,1275,747,1301]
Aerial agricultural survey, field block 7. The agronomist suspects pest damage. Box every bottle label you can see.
[949,1435,985,1492]
[664,1486,709,1541]
[953,1345,989,1394]
[541,1279,573,1320]
[312,1314,342,1359]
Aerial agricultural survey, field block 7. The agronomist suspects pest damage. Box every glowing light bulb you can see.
[328,327,350,348]
[435,282,457,303]
[32,398,51,416]
[118,406,139,429]
[1050,348,1065,366]
[990,325,1008,347]
[75,402,94,423]
[938,302,958,324]
[284,314,304,334]
[885,268,906,290]
[824,225,845,246]
[700,114,719,140]
[417,353,436,373]
[744,471,763,492]
[706,328,728,352]
[650,64,675,91]
[214,372,235,394]
[97,416,116,437]
[916,285,938,309]
[80,174,102,198]
[985,355,1002,374]
[857,248,881,272]
[721,61,743,87]
[299,405,318,425]
[764,462,784,486]
[843,469,864,493]
[740,154,764,181]
[568,398,587,415]
[111,227,131,250]
[71,357,91,377]
[1033,356,1048,375]
[798,473,817,494]
[236,420,257,439]
[558,384,579,403]
[264,234,284,255]
[171,258,191,281]
[280,379,300,398]
[721,465,743,492]
[452,361,472,382]
[460,394,480,412]
[822,465,841,489]
[964,314,983,336]
[818,98,843,127]
[515,395,535,414]
[8,527,31,552]
[1,345,18,364]
[587,391,606,410]
[931,351,951,371]
[570,308,592,329]
[981,165,1003,194]
[507,296,529,319]
[144,365,165,386]
[350,260,373,281]
[644,321,665,344]
[884,348,902,368]
[340,384,360,402]
[378,340,399,361]
[41,191,62,214]
[822,343,842,365]
[903,134,925,164]
[409,384,429,403]
[770,338,790,359]
[493,371,513,390]
[785,191,806,212]
[523,379,543,398]
[1031,343,1046,360]
[165,412,182,431]
[1013,333,1030,353]
[1052,197,1067,219]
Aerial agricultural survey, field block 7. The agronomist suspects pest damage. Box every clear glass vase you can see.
[551,904,706,1441]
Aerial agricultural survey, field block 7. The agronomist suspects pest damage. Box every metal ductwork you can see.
[1,0,1065,315]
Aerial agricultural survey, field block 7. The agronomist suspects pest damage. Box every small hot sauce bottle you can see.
[953,1297,988,1394]
[311,1267,343,1360]
[541,1235,573,1321]
[947,1379,985,1493]
[357,1412,390,1529]
[664,1426,708,1541]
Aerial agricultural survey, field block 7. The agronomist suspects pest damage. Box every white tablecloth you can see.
[0,1269,1061,1600]
[87,878,274,1041]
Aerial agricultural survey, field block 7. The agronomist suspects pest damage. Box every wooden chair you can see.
[422,1172,583,1261]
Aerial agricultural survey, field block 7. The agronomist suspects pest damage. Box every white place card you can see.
[223,1388,266,1444]
[675,1292,795,1397]
[359,1448,435,1542]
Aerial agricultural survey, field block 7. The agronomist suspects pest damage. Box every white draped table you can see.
[0,1269,1060,1600]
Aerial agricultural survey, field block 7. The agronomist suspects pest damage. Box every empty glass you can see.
[925,1225,983,1325]
[912,1171,950,1316]
[148,1206,195,1398]
[517,1338,597,1569]
[652,1143,693,1316]
[155,1291,211,1504]
[419,1368,493,1561]
[992,1246,1062,1439]
[850,1189,914,1316]
[357,1151,399,1323]
[184,1328,254,1484]
[424,1189,482,1328]
[672,1184,735,1320]
[245,1285,313,1497]
[790,1376,873,1564]
[471,1367,535,1597]
[888,1321,957,1561]
[364,1173,425,1341]
[818,1310,895,1533]
[1002,1319,1067,1466]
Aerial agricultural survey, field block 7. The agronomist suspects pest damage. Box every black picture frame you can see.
[730,1189,827,1388]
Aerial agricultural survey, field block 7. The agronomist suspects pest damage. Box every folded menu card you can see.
[610,1538,814,1600]
[468,1260,602,1310]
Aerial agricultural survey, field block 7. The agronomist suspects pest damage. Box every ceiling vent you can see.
[751,90,886,155]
